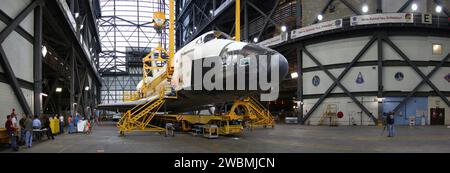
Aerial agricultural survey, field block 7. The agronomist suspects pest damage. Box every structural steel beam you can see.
[0,0,42,116]
[34,4,43,116]
[434,0,449,16]
[377,33,384,98]
[235,0,240,41]
[0,48,32,115]
[377,33,383,121]
[392,52,450,113]
[397,0,414,13]
[247,1,279,27]
[70,47,75,117]
[0,0,41,43]
[376,0,383,13]
[296,0,302,28]
[193,4,211,22]
[339,0,361,15]
[296,47,303,123]
[383,37,450,109]
[244,0,248,41]
[256,0,280,41]
[181,0,237,46]
[0,10,33,43]
[312,0,334,25]
[302,36,378,123]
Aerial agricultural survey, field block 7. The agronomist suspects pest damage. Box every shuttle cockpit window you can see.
[239,57,250,66]
[196,38,202,44]
[203,31,231,43]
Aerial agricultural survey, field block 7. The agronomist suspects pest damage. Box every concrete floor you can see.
[1,121,450,153]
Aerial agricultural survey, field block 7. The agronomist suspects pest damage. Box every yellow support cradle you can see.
[228,97,275,129]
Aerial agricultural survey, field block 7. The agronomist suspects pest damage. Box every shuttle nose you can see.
[240,44,289,81]
[274,53,289,80]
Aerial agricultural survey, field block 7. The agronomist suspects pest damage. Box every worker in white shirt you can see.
[59,115,64,134]
[11,109,18,128]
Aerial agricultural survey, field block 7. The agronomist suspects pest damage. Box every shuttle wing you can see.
[97,95,159,111]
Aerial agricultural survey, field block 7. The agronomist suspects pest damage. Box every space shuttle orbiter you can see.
[98,31,288,113]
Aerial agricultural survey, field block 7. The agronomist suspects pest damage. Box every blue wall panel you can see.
[382,97,428,125]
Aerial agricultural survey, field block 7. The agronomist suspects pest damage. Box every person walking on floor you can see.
[386,112,395,137]
[68,115,73,134]
[59,114,64,134]
[24,115,33,148]
[19,115,26,146]
[5,115,18,151]
[43,116,54,140]
[85,119,91,135]
[74,114,79,133]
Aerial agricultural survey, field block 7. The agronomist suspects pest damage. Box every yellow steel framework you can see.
[235,0,240,41]
[117,88,166,135]
[117,0,176,135]
[117,0,274,136]
[228,97,275,129]
[153,97,275,135]
[168,0,175,77]
[156,114,244,135]
[318,104,338,126]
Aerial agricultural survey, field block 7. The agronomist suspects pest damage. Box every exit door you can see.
[430,108,445,125]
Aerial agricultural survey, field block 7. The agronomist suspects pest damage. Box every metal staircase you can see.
[318,104,338,126]
[117,89,167,135]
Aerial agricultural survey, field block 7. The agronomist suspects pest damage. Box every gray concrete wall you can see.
[0,0,35,124]
[302,34,450,126]
[302,36,450,95]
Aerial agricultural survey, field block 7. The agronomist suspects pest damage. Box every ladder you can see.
[318,104,338,126]
[117,89,167,135]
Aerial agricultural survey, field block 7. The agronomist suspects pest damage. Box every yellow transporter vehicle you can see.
[153,97,275,136]
[154,114,244,135]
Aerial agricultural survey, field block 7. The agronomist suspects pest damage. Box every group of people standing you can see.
[67,113,93,134]
[4,109,96,151]
[5,112,57,151]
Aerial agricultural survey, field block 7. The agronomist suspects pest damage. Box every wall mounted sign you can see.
[355,72,364,84]
[395,72,404,81]
[291,19,343,39]
[312,75,320,87]
[445,73,450,82]
[257,33,287,47]
[337,111,344,118]
[422,13,432,24]
[350,13,414,26]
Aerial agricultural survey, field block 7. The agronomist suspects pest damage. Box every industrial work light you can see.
[362,5,369,13]
[411,3,418,11]
[317,14,323,21]
[281,25,287,32]
[291,72,298,79]
[436,5,442,13]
